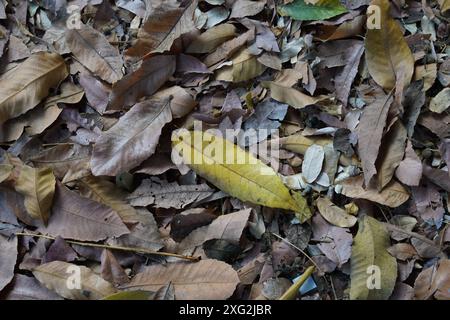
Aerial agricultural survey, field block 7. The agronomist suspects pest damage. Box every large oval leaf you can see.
[365,0,414,90]
[350,215,397,300]
[0,52,68,124]
[278,0,348,21]
[172,130,311,222]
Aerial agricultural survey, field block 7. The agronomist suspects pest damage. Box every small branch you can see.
[271,232,323,273]
[279,266,316,300]
[15,232,200,262]
[382,223,437,246]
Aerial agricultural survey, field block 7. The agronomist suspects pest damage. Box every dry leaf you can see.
[317,197,357,227]
[414,259,450,300]
[187,23,236,54]
[33,261,117,300]
[429,88,450,114]
[0,234,17,291]
[122,259,239,299]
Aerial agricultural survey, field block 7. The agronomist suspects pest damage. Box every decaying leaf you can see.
[172,130,312,222]
[350,215,397,299]
[414,259,450,300]
[365,0,414,90]
[0,52,68,124]
[0,234,17,291]
[317,197,357,228]
[33,261,117,300]
[121,259,240,300]
[14,165,56,224]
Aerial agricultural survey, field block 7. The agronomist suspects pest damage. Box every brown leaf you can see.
[230,0,266,19]
[317,197,357,228]
[0,274,62,300]
[107,55,176,111]
[91,96,172,176]
[395,140,422,186]
[186,23,236,54]
[101,249,130,286]
[414,259,450,300]
[121,259,240,299]
[40,183,129,241]
[0,52,68,124]
[125,0,197,58]
[65,24,123,84]
[340,175,410,207]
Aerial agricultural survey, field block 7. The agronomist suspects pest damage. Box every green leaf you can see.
[278,0,348,21]
[350,215,397,300]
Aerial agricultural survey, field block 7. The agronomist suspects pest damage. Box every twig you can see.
[15,232,200,262]
[271,232,323,273]
[279,266,316,300]
[382,223,437,246]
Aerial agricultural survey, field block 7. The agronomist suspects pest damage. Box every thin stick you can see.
[271,232,323,273]
[15,232,200,262]
[382,223,437,246]
[279,266,316,300]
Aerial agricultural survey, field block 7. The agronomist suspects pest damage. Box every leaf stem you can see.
[279,266,316,300]
[15,232,200,262]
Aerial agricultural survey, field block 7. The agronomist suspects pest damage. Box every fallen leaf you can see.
[0,52,68,124]
[33,261,117,300]
[429,88,450,114]
[215,48,266,82]
[40,183,129,241]
[121,259,240,299]
[14,165,56,224]
[0,234,17,291]
[172,130,312,222]
[65,24,123,83]
[1,274,62,300]
[230,0,266,19]
[100,250,129,286]
[364,0,414,89]
[340,175,410,207]
[350,215,397,299]
[302,144,324,183]
[414,259,450,300]
[317,197,357,228]
[186,23,236,54]
[91,96,172,176]
[395,140,422,186]
[278,0,348,21]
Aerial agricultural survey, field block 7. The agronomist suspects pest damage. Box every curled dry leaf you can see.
[121,259,240,300]
[317,197,357,228]
[92,97,172,176]
[65,24,123,84]
[14,165,56,224]
[33,261,117,300]
[364,0,414,90]
[0,52,68,124]
[350,215,397,300]
[172,130,312,222]
[40,183,129,241]
[340,176,410,208]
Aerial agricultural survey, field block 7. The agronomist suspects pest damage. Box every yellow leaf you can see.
[317,197,357,228]
[14,165,56,224]
[350,215,397,299]
[216,48,266,82]
[187,23,236,54]
[0,164,12,183]
[0,52,68,124]
[439,0,450,13]
[172,130,312,222]
[365,0,414,90]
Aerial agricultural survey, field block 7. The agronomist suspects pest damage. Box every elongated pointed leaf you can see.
[92,97,172,176]
[14,165,56,224]
[65,25,123,84]
[33,261,117,300]
[0,52,68,124]
[350,215,397,300]
[172,130,312,222]
[122,259,239,300]
[278,0,348,21]
[365,0,414,90]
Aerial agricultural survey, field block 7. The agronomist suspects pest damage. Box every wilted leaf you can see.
[216,48,266,82]
[33,261,117,300]
[0,164,12,183]
[187,23,236,54]
[125,0,197,58]
[429,88,450,114]
[172,130,312,222]
[0,234,17,291]
[317,197,357,228]
[230,0,266,19]
[40,183,129,241]
[278,0,348,21]
[302,144,324,183]
[92,97,172,176]
[395,140,422,187]
[350,215,397,299]
[121,259,240,299]
[414,259,450,300]
[66,24,123,84]
[14,165,56,224]
[107,55,176,111]
[340,175,409,207]
[0,52,68,124]
[365,0,414,90]
[1,274,62,300]
[128,177,214,209]
[101,250,129,286]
